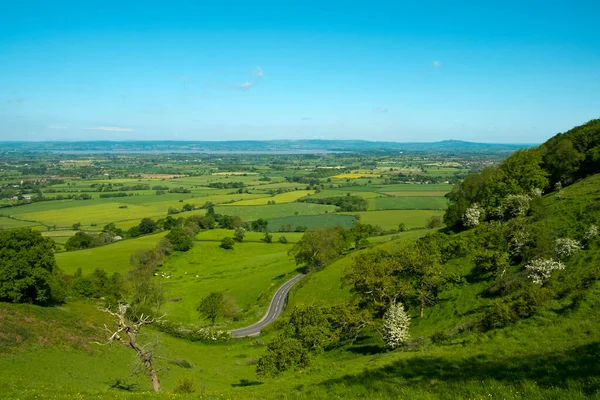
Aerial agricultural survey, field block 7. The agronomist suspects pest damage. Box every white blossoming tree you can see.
[500,194,531,219]
[584,224,598,243]
[525,258,565,285]
[462,203,483,228]
[554,238,582,259]
[382,302,411,350]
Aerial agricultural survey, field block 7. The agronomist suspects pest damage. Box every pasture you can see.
[344,210,445,230]
[371,196,448,210]
[266,214,356,231]
[55,232,168,275]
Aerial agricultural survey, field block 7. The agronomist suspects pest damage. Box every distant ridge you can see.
[0,139,529,154]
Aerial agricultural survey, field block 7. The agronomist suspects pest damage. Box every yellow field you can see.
[19,203,165,227]
[222,190,315,206]
[382,191,449,197]
[332,173,375,179]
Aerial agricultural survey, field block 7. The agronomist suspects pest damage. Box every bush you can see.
[479,301,517,331]
[220,237,235,250]
[278,235,288,244]
[173,375,197,394]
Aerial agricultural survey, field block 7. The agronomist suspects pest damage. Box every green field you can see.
[209,203,337,221]
[372,196,448,210]
[266,214,356,231]
[343,209,445,230]
[55,232,168,275]
[0,216,43,229]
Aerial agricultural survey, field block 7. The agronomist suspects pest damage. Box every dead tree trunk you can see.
[97,304,161,392]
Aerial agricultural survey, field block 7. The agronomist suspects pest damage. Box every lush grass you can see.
[372,196,448,210]
[55,232,168,275]
[266,214,356,231]
[342,210,445,230]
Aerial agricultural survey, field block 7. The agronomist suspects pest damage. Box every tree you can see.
[166,226,193,252]
[65,231,95,251]
[382,302,411,349]
[220,237,235,250]
[289,226,349,271]
[233,227,245,243]
[251,218,268,232]
[0,228,58,305]
[525,258,565,285]
[278,235,288,244]
[198,292,226,324]
[261,231,273,243]
[256,336,310,378]
[138,218,157,235]
[98,304,162,392]
[426,215,443,229]
[72,222,81,230]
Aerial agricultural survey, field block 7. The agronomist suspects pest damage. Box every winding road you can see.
[230,273,305,338]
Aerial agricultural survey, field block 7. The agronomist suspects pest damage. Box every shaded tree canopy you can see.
[289,226,350,271]
[0,228,58,305]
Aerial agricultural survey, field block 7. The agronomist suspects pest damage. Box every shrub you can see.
[479,301,517,331]
[278,235,288,244]
[173,375,197,394]
[220,237,235,250]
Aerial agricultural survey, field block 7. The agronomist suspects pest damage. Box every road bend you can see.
[229,273,305,338]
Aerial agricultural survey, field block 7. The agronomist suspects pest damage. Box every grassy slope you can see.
[159,238,299,327]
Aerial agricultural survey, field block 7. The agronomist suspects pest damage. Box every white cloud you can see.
[251,67,264,77]
[372,108,388,113]
[432,61,441,68]
[48,125,69,129]
[84,126,135,132]
[232,82,253,91]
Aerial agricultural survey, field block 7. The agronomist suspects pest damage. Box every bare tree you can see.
[96,304,162,392]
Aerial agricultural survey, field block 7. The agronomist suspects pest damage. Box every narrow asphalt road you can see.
[230,273,305,338]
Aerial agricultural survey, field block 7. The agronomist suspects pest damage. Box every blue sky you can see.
[1,1,599,143]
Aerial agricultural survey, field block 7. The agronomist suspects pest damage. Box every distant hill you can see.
[0,139,528,154]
